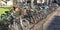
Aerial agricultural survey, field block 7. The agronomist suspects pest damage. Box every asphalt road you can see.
[43,7,60,30]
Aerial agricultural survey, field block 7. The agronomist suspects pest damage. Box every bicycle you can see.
[10,9,30,30]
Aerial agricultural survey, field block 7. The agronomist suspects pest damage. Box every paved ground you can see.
[31,7,59,30]
[43,7,60,30]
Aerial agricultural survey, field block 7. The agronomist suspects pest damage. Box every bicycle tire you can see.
[20,18,30,30]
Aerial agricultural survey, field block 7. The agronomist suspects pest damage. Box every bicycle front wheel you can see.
[20,19,30,30]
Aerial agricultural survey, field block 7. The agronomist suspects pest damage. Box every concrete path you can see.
[43,7,60,30]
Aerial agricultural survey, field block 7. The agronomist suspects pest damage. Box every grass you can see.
[0,7,12,14]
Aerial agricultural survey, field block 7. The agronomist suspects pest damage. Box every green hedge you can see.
[0,7,12,14]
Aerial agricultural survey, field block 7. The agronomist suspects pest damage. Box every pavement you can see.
[31,7,59,30]
[43,7,60,30]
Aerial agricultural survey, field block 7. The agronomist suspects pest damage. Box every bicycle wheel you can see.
[20,18,30,30]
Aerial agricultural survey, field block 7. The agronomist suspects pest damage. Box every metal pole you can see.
[47,0,49,5]
[31,0,34,8]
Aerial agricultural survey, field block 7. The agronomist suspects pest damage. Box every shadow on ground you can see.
[46,16,60,30]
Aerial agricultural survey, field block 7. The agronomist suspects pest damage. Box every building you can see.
[0,0,13,7]
[7,0,13,6]
[0,1,6,7]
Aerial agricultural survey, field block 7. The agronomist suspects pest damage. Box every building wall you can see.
[6,0,13,6]
[0,0,13,7]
